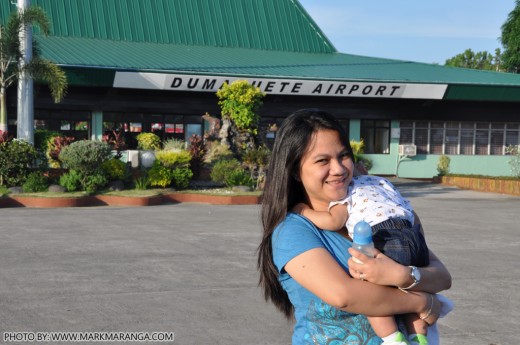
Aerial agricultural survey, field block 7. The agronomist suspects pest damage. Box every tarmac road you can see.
[0,179,518,345]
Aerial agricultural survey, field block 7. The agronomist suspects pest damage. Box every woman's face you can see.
[297,129,354,211]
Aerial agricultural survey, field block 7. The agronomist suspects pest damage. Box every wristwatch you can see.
[399,266,421,291]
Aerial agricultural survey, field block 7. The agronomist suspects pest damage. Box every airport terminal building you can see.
[2,0,520,178]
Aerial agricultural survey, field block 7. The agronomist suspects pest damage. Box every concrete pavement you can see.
[0,180,518,345]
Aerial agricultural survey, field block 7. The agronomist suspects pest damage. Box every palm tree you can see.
[0,5,67,135]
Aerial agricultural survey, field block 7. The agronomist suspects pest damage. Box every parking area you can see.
[0,180,518,345]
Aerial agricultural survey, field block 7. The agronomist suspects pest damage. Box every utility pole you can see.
[17,0,34,144]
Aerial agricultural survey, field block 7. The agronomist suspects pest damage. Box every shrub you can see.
[155,150,192,168]
[59,170,82,192]
[147,162,175,188]
[162,138,186,151]
[134,174,150,190]
[241,145,270,189]
[188,134,206,179]
[210,158,242,185]
[216,80,265,133]
[136,132,161,150]
[0,184,8,196]
[437,155,451,176]
[171,167,193,190]
[349,139,372,172]
[22,172,49,193]
[147,150,194,189]
[506,145,520,177]
[46,135,75,168]
[204,141,233,164]
[102,130,127,158]
[34,129,62,153]
[59,140,112,174]
[0,139,39,186]
[83,173,108,194]
[102,158,128,181]
[225,168,253,188]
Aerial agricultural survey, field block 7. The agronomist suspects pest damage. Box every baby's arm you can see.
[292,203,348,231]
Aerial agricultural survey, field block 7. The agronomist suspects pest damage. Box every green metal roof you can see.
[38,35,520,84]
[0,0,335,53]
[3,0,520,101]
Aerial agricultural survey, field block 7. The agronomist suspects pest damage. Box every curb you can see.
[0,192,261,208]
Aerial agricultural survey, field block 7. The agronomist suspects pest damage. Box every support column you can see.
[349,119,361,141]
[16,0,34,144]
[91,110,103,141]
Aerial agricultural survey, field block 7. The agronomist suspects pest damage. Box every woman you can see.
[257,109,451,345]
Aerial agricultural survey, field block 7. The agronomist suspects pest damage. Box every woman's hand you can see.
[417,293,442,326]
[347,247,409,287]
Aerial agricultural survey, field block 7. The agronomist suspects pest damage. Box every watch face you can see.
[412,266,421,282]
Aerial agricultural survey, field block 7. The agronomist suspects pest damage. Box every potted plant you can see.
[136,132,161,168]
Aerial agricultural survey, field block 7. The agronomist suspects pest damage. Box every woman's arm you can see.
[347,246,452,294]
[284,247,439,322]
[292,203,348,231]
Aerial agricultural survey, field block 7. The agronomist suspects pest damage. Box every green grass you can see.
[100,188,168,197]
[12,191,88,198]
[174,188,261,196]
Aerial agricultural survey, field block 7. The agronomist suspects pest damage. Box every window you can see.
[414,122,429,154]
[506,123,520,148]
[399,120,519,156]
[430,122,444,155]
[445,122,459,155]
[361,120,390,154]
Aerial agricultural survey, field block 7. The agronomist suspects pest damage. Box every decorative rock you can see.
[48,184,67,193]
[232,185,252,193]
[107,180,125,191]
[7,186,23,194]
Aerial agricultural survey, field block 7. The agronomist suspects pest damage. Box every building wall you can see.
[9,83,518,179]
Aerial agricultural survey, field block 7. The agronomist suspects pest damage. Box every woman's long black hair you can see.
[257,108,352,319]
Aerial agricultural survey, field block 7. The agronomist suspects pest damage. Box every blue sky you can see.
[298,0,515,64]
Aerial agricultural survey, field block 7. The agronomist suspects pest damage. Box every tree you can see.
[216,80,265,155]
[445,48,502,71]
[501,0,520,72]
[0,6,67,134]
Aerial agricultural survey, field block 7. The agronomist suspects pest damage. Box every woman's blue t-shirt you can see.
[272,213,381,345]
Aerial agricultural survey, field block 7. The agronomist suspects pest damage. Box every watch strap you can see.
[398,266,419,292]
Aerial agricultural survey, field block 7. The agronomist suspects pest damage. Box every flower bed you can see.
[0,190,262,208]
[438,175,520,196]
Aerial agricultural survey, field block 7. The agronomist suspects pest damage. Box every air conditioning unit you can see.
[398,144,417,156]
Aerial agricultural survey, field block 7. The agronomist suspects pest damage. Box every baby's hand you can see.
[292,203,310,215]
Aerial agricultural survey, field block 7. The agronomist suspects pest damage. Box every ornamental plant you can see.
[506,145,520,177]
[47,135,75,168]
[0,139,39,186]
[437,155,451,176]
[155,150,192,168]
[148,149,193,189]
[210,158,242,185]
[22,171,49,192]
[101,157,128,181]
[102,130,127,159]
[59,140,112,175]
[136,132,161,150]
[349,139,373,171]
[59,140,112,193]
[216,80,265,134]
